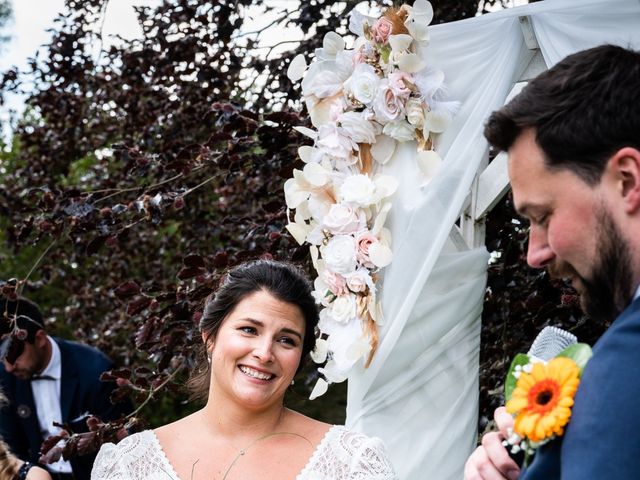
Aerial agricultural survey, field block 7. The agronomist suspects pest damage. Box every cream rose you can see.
[338,111,378,144]
[325,292,358,324]
[323,234,357,274]
[317,124,357,159]
[339,174,377,207]
[382,119,416,142]
[346,63,380,106]
[322,203,362,235]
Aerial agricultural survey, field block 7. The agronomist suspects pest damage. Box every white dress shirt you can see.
[31,336,73,473]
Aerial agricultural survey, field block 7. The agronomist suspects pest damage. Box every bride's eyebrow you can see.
[240,318,303,341]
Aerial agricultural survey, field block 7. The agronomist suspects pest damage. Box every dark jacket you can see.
[521,296,640,479]
[0,338,132,480]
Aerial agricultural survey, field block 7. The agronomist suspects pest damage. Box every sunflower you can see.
[506,357,581,443]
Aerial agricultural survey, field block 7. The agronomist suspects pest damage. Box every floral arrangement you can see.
[285,0,458,399]
[502,343,592,464]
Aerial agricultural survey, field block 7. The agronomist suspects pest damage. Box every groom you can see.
[464,45,640,479]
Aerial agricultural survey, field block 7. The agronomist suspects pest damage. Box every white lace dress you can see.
[91,426,397,480]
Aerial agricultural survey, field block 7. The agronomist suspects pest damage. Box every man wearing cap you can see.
[0,297,131,480]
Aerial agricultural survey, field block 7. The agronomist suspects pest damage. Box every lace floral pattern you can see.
[91,426,397,480]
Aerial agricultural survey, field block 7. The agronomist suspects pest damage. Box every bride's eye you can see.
[239,326,257,335]
[278,336,298,347]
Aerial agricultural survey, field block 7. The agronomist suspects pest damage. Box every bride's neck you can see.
[199,394,288,439]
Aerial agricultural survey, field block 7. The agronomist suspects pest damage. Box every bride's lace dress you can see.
[91,426,397,480]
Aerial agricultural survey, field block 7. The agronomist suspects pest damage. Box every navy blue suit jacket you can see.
[521,296,640,479]
[0,338,132,480]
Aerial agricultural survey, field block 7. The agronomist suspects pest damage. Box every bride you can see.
[91,260,397,479]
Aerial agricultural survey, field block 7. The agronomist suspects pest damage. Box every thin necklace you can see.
[221,431,313,480]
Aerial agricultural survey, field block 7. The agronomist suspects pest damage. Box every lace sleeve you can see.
[301,426,398,480]
[91,441,123,479]
[346,431,398,480]
[90,431,178,480]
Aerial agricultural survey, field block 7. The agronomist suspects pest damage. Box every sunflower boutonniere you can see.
[502,342,593,466]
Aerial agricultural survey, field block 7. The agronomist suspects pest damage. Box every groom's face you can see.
[508,128,633,323]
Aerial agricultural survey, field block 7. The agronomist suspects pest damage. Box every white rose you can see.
[345,63,380,106]
[326,293,358,324]
[317,124,357,159]
[382,119,416,142]
[322,203,362,235]
[406,97,426,127]
[338,111,378,144]
[323,234,357,274]
[372,81,405,123]
[339,174,377,207]
[346,268,374,293]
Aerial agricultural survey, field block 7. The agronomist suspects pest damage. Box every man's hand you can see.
[464,407,521,480]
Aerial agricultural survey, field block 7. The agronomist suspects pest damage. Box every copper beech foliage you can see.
[0,0,603,461]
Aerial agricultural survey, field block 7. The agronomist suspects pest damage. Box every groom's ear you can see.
[608,147,640,214]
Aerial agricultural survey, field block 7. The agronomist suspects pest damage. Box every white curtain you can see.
[344,1,640,479]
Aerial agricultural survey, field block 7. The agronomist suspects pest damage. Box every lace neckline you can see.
[147,425,340,480]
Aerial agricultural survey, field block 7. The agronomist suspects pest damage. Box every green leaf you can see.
[557,343,593,373]
[505,353,530,401]
[379,45,391,64]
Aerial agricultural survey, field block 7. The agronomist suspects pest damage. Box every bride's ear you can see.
[202,332,213,352]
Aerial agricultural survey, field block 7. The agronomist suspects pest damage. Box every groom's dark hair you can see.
[484,44,640,185]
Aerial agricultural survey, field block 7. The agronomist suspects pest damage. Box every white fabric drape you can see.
[344,1,640,479]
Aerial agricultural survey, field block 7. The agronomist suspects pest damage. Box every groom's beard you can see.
[552,210,634,324]
[582,212,634,323]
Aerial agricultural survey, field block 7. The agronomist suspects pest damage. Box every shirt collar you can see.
[635,284,640,301]
[38,335,61,380]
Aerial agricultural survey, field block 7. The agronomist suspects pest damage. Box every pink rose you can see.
[373,83,405,123]
[356,232,378,268]
[346,268,373,293]
[322,269,348,296]
[388,71,413,100]
[372,17,393,44]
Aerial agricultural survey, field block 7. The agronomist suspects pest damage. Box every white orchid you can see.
[388,34,425,73]
[287,54,307,82]
[404,0,434,43]
[348,9,378,37]
[416,149,442,184]
[370,134,396,164]
[315,31,346,61]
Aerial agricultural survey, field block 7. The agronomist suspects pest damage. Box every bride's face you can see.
[206,290,305,410]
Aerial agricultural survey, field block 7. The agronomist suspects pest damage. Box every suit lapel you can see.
[57,339,79,423]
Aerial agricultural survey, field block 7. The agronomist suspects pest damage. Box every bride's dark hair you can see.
[188,259,319,403]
